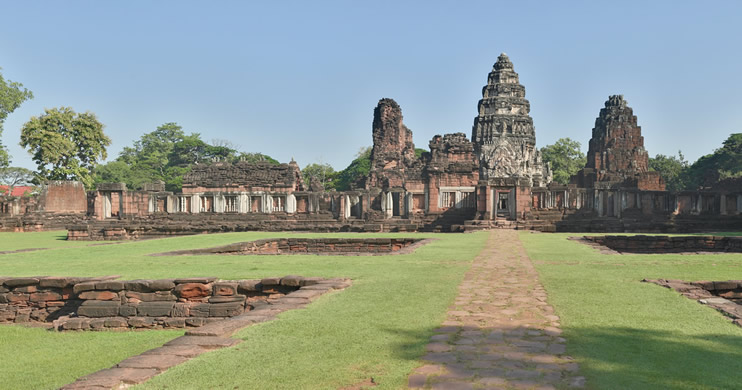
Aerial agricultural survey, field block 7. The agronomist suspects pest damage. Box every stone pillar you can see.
[720,194,727,215]
[737,194,742,215]
[385,192,393,218]
[265,195,272,214]
[343,195,351,219]
[597,191,604,217]
[239,194,248,213]
[104,193,112,218]
[286,194,296,214]
[191,194,200,214]
[166,195,177,213]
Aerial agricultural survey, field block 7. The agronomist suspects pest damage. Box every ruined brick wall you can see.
[584,235,742,253]
[38,181,87,213]
[367,98,422,190]
[0,275,333,330]
[182,161,303,194]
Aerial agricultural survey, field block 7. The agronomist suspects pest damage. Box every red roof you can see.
[0,186,34,197]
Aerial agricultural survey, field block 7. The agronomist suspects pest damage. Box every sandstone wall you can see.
[0,275,335,330]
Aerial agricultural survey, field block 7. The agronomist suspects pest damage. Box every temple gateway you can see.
[2,54,741,238]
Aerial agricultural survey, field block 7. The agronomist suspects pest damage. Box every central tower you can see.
[472,53,550,186]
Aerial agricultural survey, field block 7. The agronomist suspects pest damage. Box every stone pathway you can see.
[409,230,584,389]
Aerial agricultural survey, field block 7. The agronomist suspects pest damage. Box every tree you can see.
[302,162,336,189]
[334,147,372,191]
[0,68,34,168]
[20,107,110,188]
[540,138,586,185]
[649,151,689,192]
[683,133,742,189]
[0,166,34,195]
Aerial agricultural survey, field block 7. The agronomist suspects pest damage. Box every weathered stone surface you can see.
[104,317,128,327]
[39,277,77,288]
[472,53,551,186]
[119,304,137,317]
[174,277,217,284]
[140,345,207,358]
[126,291,177,302]
[3,277,39,287]
[572,95,664,191]
[95,281,124,291]
[209,302,244,317]
[125,280,154,292]
[137,302,174,317]
[29,291,63,302]
[78,301,120,317]
[63,367,159,389]
[237,280,261,293]
[280,275,303,286]
[149,279,175,291]
[213,282,238,296]
[72,282,97,294]
[128,317,156,328]
[189,303,211,317]
[174,283,210,299]
[164,335,241,348]
[208,295,246,304]
[79,291,118,300]
[260,277,281,286]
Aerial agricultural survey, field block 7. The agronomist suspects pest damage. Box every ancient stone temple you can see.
[572,95,665,191]
[472,53,551,186]
[366,98,422,190]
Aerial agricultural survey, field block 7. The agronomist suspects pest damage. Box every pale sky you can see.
[1,1,740,171]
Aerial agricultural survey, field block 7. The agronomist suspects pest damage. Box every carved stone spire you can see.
[472,53,551,186]
[366,98,418,189]
[572,95,665,190]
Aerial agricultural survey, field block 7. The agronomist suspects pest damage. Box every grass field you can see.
[0,231,487,389]
[521,231,742,390]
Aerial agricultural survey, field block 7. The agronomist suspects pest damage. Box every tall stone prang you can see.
[472,53,551,186]
[366,98,420,189]
[572,95,665,191]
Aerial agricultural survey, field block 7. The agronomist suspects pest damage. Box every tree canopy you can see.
[0,68,34,168]
[20,107,110,188]
[94,122,279,191]
[682,133,742,189]
[540,138,586,185]
[302,162,336,190]
[0,166,34,195]
[649,151,689,192]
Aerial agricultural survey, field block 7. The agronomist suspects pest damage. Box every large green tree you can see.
[0,68,34,167]
[94,123,279,191]
[540,138,586,185]
[20,107,110,188]
[334,147,371,191]
[649,151,689,192]
[682,133,742,189]
[302,162,336,189]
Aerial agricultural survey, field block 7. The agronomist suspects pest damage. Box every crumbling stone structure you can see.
[2,54,740,236]
[572,95,664,191]
[0,274,346,330]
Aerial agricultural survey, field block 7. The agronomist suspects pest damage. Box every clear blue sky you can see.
[1,1,740,171]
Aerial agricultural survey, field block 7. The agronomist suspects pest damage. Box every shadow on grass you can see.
[568,326,742,389]
[385,324,742,389]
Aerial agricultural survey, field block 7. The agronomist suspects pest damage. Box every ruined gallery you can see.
[1,54,741,239]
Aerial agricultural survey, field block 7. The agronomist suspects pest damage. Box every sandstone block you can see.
[280,275,303,286]
[126,291,177,302]
[261,277,281,286]
[237,280,261,293]
[79,291,118,300]
[39,277,77,288]
[149,279,175,291]
[125,280,154,292]
[175,283,210,299]
[137,302,174,316]
[209,302,244,317]
[174,277,217,284]
[185,317,206,327]
[14,285,38,293]
[128,317,156,328]
[30,292,63,302]
[209,295,246,304]
[104,317,128,328]
[78,301,121,317]
[163,318,186,328]
[119,305,137,317]
[172,302,188,317]
[3,278,39,287]
[6,293,29,303]
[95,281,125,291]
[213,282,238,296]
[72,282,97,294]
[189,303,210,317]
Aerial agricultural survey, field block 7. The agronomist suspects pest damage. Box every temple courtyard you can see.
[0,230,740,389]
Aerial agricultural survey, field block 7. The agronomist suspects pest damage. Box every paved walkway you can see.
[409,230,585,389]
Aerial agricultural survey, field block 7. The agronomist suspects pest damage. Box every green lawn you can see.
[0,231,487,389]
[521,231,742,390]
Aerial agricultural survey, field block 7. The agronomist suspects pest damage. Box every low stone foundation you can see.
[644,279,742,327]
[153,237,430,256]
[0,275,349,330]
[582,235,742,254]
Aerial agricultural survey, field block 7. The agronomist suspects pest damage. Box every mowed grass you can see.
[520,231,742,390]
[0,231,487,389]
